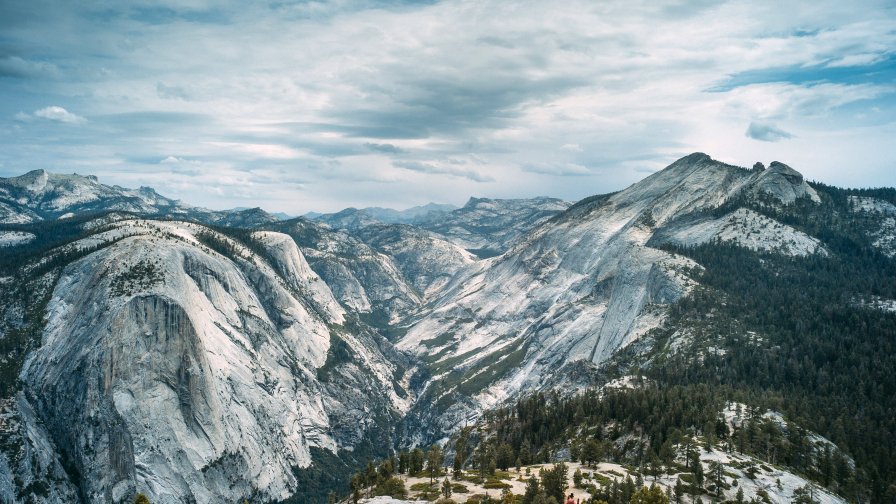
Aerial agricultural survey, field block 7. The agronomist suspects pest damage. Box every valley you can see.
[0,154,894,503]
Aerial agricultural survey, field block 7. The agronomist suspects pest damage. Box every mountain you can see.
[0,170,278,228]
[311,203,457,230]
[1,154,894,503]
[395,154,829,436]
[414,196,572,257]
[312,198,571,258]
[0,219,412,503]
[266,218,424,324]
[353,224,477,300]
[0,170,179,223]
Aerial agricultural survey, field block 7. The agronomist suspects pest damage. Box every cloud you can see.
[156,82,190,100]
[365,142,404,154]
[521,163,593,176]
[745,122,794,142]
[0,56,60,79]
[394,160,495,182]
[159,156,203,175]
[0,1,895,212]
[16,106,86,124]
[34,106,86,123]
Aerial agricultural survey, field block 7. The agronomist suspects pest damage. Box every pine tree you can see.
[398,450,409,475]
[540,462,568,503]
[410,447,425,475]
[442,477,453,498]
[426,444,444,485]
[584,439,602,467]
[573,468,583,488]
[709,461,724,497]
[691,453,704,491]
[630,484,669,504]
[520,439,532,465]
[497,443,515,471]
[673,478,684,504]
[350,474,362,503]
[522,476,541,504]
[454,428,469,479]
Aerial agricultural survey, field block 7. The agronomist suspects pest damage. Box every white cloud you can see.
[24,106,87,124]
[522,163,593,176]
[0,0,894,212]
[393,160,495,183]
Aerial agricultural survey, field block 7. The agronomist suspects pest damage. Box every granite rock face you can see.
[13,221,409,503]
[397,153,827,437]
[268,218,423,322]
[354,224,477,299]
[749,161,820,204]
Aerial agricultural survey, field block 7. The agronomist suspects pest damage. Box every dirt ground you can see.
[397,461,637,502]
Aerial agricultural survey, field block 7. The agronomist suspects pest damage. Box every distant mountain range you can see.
[307,202,458,228]
[1,154,894,503]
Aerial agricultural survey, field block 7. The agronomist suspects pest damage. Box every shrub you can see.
[373,477,407,499]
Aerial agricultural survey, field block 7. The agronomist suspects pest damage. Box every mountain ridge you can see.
[0,170,280,228]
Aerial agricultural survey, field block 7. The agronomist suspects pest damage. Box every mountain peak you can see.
[608,152,747,221]
[3,168,50,192]
[681,151,712,162]
[767,161,804,182]
[464,196,490,208]
[750,160,818,203]
[22,168,49,178]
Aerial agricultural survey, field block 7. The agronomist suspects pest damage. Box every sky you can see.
[1,0,895,214]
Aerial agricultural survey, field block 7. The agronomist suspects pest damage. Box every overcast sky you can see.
[1,1,894,213]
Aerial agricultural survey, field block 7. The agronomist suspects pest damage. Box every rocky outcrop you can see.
[651,208,827,256]
[748,161,820,204]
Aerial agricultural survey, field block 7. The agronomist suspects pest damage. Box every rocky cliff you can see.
[5,220,411,503]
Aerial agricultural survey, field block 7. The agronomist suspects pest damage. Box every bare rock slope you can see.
[398,154,828,435]
[12,220,410,504]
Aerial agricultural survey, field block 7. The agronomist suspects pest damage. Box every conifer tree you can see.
[426,444,443,484]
